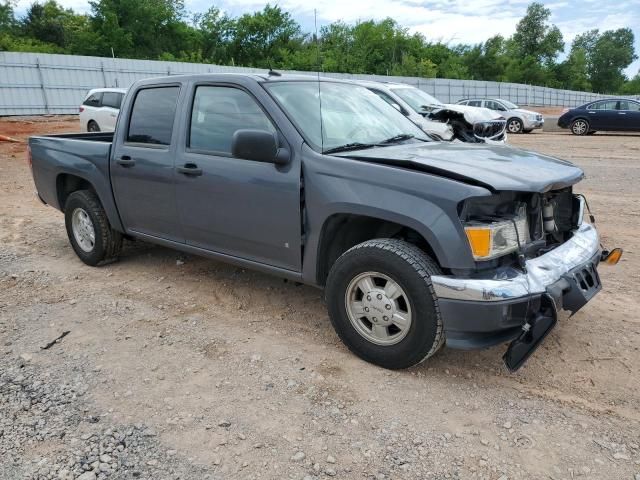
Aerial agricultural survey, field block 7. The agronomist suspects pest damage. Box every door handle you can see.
[116,156,135,167]
[619,112,627,115]
[176,163,203,176]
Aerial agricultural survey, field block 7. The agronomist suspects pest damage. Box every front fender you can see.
[301,148,492,284]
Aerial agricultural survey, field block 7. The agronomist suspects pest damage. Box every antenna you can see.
[314,9,324,152]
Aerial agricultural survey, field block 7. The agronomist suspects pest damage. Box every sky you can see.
[14,0,640,77]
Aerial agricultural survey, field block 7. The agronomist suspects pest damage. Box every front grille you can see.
[473,119,507,140]
[536,114,543,121]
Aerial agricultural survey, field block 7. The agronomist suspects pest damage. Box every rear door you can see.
[174,83,301,271]
[111,85,184,242]
[586,100,618,130]
[100,91,123,131]
[617,100,640,131]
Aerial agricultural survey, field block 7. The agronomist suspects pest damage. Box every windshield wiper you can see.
[376,133,416,145]
[323,142,376,154]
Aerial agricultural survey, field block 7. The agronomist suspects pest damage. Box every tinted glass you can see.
[189,86,275,154]
[127,87,179,145]
[619,100,640,111]
[468,100,482,107]
[83,93,102,106]
[102,92,123,109]
[589,100,617,110]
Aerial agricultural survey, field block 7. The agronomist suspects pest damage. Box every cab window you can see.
[189,86,275,154]
[127,86,179,145]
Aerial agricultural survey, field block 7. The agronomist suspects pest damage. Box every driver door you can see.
[174,84,302,271]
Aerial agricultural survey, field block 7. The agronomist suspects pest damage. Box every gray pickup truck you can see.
[29,74,617,371]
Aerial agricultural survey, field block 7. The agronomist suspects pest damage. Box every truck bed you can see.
[29,132,115,215]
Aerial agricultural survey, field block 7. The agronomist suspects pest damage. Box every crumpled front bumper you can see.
[431,223,601,349]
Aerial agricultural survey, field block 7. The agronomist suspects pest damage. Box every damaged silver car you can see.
[353,80,507,144]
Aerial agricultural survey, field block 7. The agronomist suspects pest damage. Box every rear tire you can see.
[88,120,100,132]
[507,118,523,134]
[325,239,444,369]
[64,190,122,266]
[571,119,589,135]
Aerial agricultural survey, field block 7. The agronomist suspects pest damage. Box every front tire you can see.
[325,239,444,369]
[571,119,589,135]
[507,118,523,134]
[64,190,122,266]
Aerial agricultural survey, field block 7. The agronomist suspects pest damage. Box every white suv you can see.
[79,88,127,132]
[457,98,544,134]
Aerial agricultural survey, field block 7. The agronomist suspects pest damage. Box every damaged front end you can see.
[423,107,507,144]
[431,189,621,371]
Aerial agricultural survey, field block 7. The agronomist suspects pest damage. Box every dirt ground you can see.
[1,116,639,480]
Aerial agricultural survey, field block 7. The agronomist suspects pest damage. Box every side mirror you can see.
[231,129,290,165]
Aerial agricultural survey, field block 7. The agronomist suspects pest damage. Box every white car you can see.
[352,81,507,143]
[79,88,127,132]
[457,98,544,134]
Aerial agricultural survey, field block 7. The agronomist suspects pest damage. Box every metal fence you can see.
[1,51,636,116]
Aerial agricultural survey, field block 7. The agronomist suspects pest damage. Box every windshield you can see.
[265,81,429,152]
[391,87,443,113]
[499,99,519,109]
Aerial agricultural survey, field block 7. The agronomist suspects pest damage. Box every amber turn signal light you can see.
[601,248,623,265]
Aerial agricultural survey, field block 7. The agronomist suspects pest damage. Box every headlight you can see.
[464,215,529,261]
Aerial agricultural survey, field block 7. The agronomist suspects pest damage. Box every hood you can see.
[513,108,540,116]
[335,142,583,193]
[438,104,504,123]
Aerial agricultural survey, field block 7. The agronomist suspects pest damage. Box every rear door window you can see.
[83,93,102,107]
[127,87,179,146]
[102,92,123,109]
[189,86,275,154]
[589,100,617,110]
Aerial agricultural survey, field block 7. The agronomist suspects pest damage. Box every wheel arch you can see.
[55,172,124,232]
[314,212,443,287]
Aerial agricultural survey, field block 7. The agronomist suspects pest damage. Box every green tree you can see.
[555,47,591,91]
[229,4,302,68]
[463,36,508,81]
[1,0,15,31]
[89,0,198,59]
[590,29,636,93]
[512,2,564,63]
[194,6,234,64]
[620,73,640,95]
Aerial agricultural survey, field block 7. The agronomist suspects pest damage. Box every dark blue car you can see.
[557,98,640,135]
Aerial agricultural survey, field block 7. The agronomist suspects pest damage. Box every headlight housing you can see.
[464,210,530,261]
